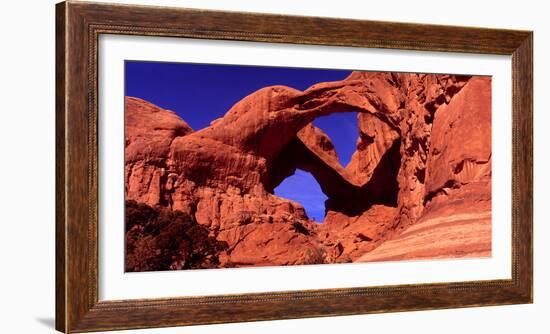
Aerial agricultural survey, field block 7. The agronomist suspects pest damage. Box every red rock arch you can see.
[124,71,492,266]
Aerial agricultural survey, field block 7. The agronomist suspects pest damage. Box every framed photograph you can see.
[56,1,533,332]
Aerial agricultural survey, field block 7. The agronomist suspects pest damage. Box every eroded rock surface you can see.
[125,71,491,270]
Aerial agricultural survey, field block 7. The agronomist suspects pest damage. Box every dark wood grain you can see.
[57,1,94,332]
[55,1,533,332]
[511,33,533,301]
[55,2,67,331]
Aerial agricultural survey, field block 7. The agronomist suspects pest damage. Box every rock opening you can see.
[273,169,328,223]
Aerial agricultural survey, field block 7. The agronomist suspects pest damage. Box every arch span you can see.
[167,71,471,228]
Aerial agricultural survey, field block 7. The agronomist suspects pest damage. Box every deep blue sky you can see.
[313,113,358,167]
[125,61,357,222]
[274,170,328,222]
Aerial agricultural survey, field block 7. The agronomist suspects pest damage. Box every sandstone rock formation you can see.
[125,97,193,206]
[125,71,491,271]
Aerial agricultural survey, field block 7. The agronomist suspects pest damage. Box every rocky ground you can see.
[124,71,492,271]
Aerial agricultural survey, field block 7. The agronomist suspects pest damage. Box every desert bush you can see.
[125,200,228,272]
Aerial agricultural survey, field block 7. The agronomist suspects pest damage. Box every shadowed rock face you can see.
[125,71,491,269]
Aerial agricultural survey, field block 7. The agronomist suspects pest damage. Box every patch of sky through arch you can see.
[273,169,328,223]
[312,112,359,167]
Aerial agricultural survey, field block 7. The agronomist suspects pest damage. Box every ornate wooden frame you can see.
[55,1,533,332]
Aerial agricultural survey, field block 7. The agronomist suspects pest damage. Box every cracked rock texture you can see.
[125,71,491,270]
